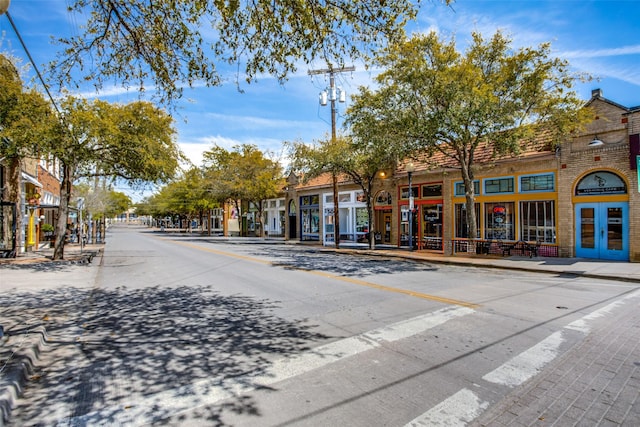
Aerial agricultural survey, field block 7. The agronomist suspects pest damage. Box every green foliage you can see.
[50,0,425,105]
[349,30,590,239]
[203,144,283,207]
[41,223,55,233]
[139,167,219,227]
[0,55,55,159]
[50,98,183,186]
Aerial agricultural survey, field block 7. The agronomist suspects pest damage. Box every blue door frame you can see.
[575,202,629,261]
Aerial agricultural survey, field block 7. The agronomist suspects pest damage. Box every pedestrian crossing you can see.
[58,289,640,426]
[405,288,640,426]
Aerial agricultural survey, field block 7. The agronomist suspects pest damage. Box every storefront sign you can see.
[575,171,626,195]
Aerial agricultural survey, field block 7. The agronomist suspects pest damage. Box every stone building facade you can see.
[285,89,639,262]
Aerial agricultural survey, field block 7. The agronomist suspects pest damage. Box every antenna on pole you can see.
[308,65,355,249]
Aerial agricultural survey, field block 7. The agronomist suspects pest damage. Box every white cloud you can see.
[561,45,640,59]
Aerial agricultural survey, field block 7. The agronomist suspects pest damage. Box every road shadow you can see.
[161,239,440,277]
[1,285,329,425]
[248,246,439,277]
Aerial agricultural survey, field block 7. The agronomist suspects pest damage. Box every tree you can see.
[50,1,430,105]
[47,98,182,259]
[352,31,590,243]
[150,168,216,231]
[1,54,55,254]
[203,144,282,237]
[73,183,132,238]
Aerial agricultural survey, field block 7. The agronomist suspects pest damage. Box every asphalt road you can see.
[4,225,638,426]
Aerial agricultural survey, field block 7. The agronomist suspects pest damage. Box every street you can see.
[2,225,639,426]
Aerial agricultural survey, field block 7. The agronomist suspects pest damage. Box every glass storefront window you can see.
[485,202,515,240]
[422,204,443,249]
[454,203,480,238]
[520,200,556,243]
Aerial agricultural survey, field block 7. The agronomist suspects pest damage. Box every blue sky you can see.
[2,1,639,194]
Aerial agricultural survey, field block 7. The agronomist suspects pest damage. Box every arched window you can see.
[575,171,626,195]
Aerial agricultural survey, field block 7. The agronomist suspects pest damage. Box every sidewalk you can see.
[0,242,103,267]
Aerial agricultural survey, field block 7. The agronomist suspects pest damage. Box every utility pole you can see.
[308,65,355,249]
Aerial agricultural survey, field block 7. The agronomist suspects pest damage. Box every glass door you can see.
[575,203,628,260]
[422,204,443,250]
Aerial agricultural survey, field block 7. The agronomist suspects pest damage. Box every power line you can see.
[5,11,62,116]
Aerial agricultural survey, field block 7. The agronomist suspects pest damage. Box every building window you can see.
[422,184,442,197]
[401,186,419,199]
[375,191,392,206]
[454,180,480,197]
[454,203,480,238]
[520,201,556,243]
[484,177,514,194]
[339,193,351,203]
[520,173,555,192]
[484,202,515,240]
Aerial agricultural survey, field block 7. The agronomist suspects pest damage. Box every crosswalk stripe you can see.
[64,306,476,426]
[410,289,640,425]
[405,388,490,427]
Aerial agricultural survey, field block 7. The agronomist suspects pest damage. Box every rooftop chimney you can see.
[592,88,603,98]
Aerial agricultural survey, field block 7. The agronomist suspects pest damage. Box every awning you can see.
[21,172,43,188]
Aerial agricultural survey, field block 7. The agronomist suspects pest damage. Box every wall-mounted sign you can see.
[575,171,627,195]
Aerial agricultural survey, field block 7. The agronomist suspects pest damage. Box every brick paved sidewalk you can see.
[473,295,640,426]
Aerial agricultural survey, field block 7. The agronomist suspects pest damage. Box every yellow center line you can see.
[167,238,479,308]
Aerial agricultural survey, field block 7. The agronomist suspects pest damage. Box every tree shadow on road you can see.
[1,284,329,425]
[248,246,439,277]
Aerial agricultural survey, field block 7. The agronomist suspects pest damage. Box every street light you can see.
[406,162,415,251]
[589,135,604,147]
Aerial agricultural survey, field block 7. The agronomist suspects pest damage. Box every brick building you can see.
[285,89,640,262]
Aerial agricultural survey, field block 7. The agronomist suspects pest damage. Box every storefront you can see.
[574,170,629,261]
[300,194,320,241]
[373,190,393,244]
[451,171,559,256]
[322,189,368,245]
[263,198,285,237]
[399,181,444,250]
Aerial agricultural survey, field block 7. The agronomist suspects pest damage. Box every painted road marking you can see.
[168,239,479,308]
[407,289,640,425]
[406,388,489,427]
[65,306,476,426]
[482,331,564,387]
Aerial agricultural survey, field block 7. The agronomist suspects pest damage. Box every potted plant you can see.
[41,223,55,240]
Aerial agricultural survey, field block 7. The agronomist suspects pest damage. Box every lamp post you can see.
[406,162,415,251]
